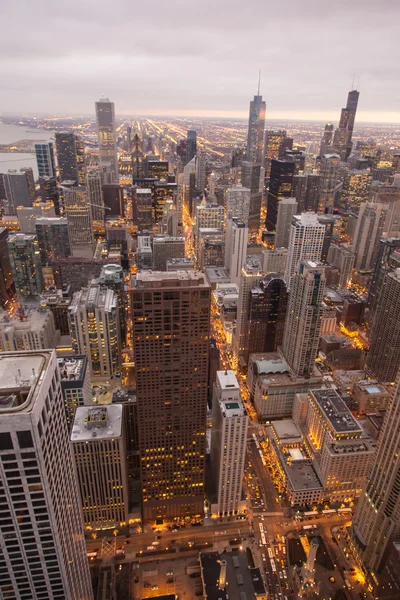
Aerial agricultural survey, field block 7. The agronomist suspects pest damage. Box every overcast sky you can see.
[2,0,399,122]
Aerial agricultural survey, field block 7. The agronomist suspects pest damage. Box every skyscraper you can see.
[319,153,341,210]
[281,261,326,378]
[264,130,288,178]
[98,263,127,345]
[333,89,360,160]
[351,369,400,572]
[275,197,298,249]
[211,371,248,517]
[62,185,94,258]
[367,237,400,318]
[2,168,36,213]
[102,183,124,217]
[95,97,119,183]
[35,217,71,263]
[55,132,86,184]
[340,170,372,213]
[365,268,400,384]
[0,228,14,309]
[284,213,325,288]
[131,271,210,522]
[319,122,334,156]
[224,218,248,286]
[132,187,153,231]
[8,233,44,297]
[153,236,185,271]
[352,201,389,271]
[226,184,251,224]
[0,350,93,599]
[266,159,295,232]
[186,130,197,165]
[131,133,144,180]
[35,142,56,178]
[86,171,104,221]
[246,93,266,164]
[241,161,262,232]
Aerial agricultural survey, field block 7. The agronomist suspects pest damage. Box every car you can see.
[151,585,159,590]
[172,528,178,533]
[166,570,174,576]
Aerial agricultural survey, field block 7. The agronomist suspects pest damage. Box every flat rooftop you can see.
[272,420,302,442]
[285,461,323,493]
[57,355,87,383]
[311,388,362,434]
[132,270,209,289]
[217,369,239,391]
[220,398,246,418]
[71,405,123,442]
[0,351,51,413]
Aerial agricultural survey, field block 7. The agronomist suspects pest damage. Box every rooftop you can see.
[285,460,323,492]
[311,388,362,434]
[132,270,209,289]
[216,369,239,391]
[272,419,303,442]
[0,351,51,413]
[57,355,87,383]
[71,405,123,442]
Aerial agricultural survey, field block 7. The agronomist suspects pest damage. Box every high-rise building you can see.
[40,285,72,335]
[71,405,129,529]
[195,202,224,240]
[246,94,266,165]
[317,214,338,262]
[95,97,119,183]
[211,371,248,516]
[292,174,307,212]
[131,270,210,521]
[262,248,288,274]
[333,89,359,160]
[146,159,169,180]
[2,168,36,213]
[327,243,355,287]
[340,170,372,213]
[133,187,153,231]
[208,338,220,407]
[98,263,127,345]
[352,201,389,271]
[266,159,295,232]
[284,213,325,288]
[153,236,185,271]
[0,228,14,309]
[224,218,248,286]
[68,281,121,378]
[153,181,178,224]
[131,133,144,180]
[275,197,298,249]
[102,183,124,217]
[35,142,56,178]
[304,173,322,213]
[197,229,225,270]
[57,354,91,428]
[55,132,86,184]
[351,370,400,572]
[367,237,400,318]
[8,233,44,297]
[365,268,400,384]
[186,130,197,165]
[0,307,56,352]
[0,350,93,599]
[86,171,104,221]
[281,261,326,378]
[247,274,288,356]
[226,184,251,224]
[241,161,262,232]
[62,185,94,258]
[17,203,55,234]
[35,217,71,264]
[319,154,341,210]
[195,152,206,192]
[264,130,288,178]
[319,122,334,156]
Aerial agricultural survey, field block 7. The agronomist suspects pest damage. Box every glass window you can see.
[17,431,34,449]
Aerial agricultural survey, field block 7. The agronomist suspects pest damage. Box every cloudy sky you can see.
[2,0,399,122]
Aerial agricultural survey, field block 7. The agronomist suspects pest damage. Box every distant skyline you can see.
[2,0,400,124]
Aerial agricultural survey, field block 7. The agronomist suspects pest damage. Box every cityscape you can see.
[1,12,400,600]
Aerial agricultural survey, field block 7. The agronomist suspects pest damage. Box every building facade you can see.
[8,233,44,297]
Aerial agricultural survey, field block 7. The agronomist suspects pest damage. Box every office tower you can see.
[319,153,341,209]
[0,307,56,352]
[0,350,93,600]
[105,221,129,269]
[233,257,263,368]
[62,185,94,258]
[195,202,224,238]
[0,228,14,309]
[68,281,121,378]
[167,258,195,271]
[319,122,334,156]
[248,274,288,357]
[57,354,91,428]
[95,97,119,182]
[352,201,389,271]
[317,214,337,262]
[40,285,72,335]
[146,159,168,180]
[35,141,56,178]
[3,168,36,212]
[183,157,196,215]
[281,261,326,378]
[246,93,266,164]
[241,161,262,232]
[304,173,321,212]
[71,405,128,529]
[292,174,307,212]
[98,263,127,345]
[102,183,124,217]
[160,199,178,236]
[86,171,104,221]
[208,338,220,407]
[340,170,372,213]
[211,371,248,516]
[35,217,71,264]
[154,181,178,224]
[55,132,86,184]
[136,234,153,269]
[275,197,298,248]
[195,152,206,192]
[226,184,251,224]
[131,271,210,521]
[133,187,153,230]
[186,129,197,164]
[365,268,400,384]
[126,125,132,152]
[17,203,55,234]
[284,213,325,287]
[198,229,225,270]
[327,243,355,287]
[351,370,400,574]
[8,233,44,297]
[224,218,249,286]
[153,236,185,270]
[367,237,400,317]
[266,159,295,232]
[264,130,288,178]
[262,247,288,274]
[39,176,61,214]
[131,134,144,180]
[333,89,360,160]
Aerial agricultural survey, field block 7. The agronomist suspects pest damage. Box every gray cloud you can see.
[1,0,399,120]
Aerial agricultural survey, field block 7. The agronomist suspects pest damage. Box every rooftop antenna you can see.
[258,69,261,95]
[351,73,356,90]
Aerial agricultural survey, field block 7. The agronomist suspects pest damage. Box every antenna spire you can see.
[258,69,261,95]
[352,73,355,90]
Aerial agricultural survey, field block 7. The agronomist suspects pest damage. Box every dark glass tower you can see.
[186,130,197,165]
[55,132,86,184]
[266,159,295,232]
[333,89,360,160]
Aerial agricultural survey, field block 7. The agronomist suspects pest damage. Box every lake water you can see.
[0,124,54,178]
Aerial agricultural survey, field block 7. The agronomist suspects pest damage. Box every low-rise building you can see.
[354,380,391,414]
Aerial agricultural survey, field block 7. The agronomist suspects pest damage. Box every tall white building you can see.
[284,213,325,288]
[0,308,57,352]
[211,371,248,516]
[95,97,118,183]
[327,243,355,287]
[275,197,298,248]
[68,281,121,378]
[225,218,248,286]
[195,152,206,192]
[0,350,93,599]
[62,185,94,258]
[86,171,104,222]
[262,248,288,274]
[71,405,129,530]
[352,201,389,271]
[226,184,251,224]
